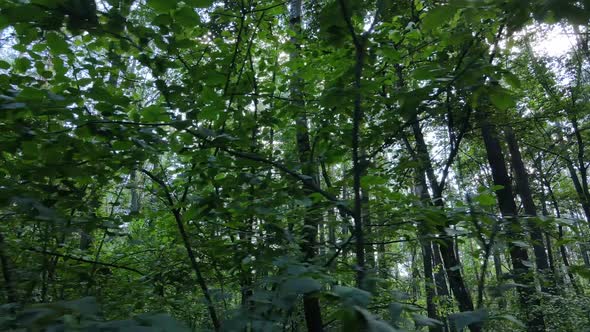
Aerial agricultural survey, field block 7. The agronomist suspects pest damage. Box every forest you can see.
[1,0,590,331]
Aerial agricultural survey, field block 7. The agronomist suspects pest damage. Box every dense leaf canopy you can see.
[1,0,590,331]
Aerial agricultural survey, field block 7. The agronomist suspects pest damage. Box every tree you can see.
[1,0,590,331]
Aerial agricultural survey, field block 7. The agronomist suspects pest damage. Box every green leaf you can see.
[449,309,488,331]
[570,265,590,280]
[474,193,495,206]
[46,32,69,54]
[412,314,443,327]
[174,7,201,26]
[361,175,387,187]
[489,87,516,110]
[0,60,9,69]
[135,313,190,332]
[281,277,321,294]
[185,0,215,8]
[503,71,521,89]
[492,314,526,328]
[141,105,167,122]
[14,57,31,72]
[421,6,458,31]
[369,319,398,332]
[389,303,403,323]
[147,0,177,13]
[333,286,371,307]
[213,173,226,181]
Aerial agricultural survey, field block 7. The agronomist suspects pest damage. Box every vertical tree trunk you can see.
[432,243,449,298]
[411,245,421,301]
[505,127,552,292]
[0,232,17,303]
[422,242,441,332]
[538,159,582,291]
[493,250,507,309]
[558,227,581,293]
[335,0,368,289]
[288,1,323,330]
[568,111,590,222]
[538,177,559,284]
[478,113,544,332]
[567,162,590,222]
[413,173,442,332]
[409,116,479,332]
[361,149,376,271]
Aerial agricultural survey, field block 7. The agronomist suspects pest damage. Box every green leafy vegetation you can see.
[0,0,590,331]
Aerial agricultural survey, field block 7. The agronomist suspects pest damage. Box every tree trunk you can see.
[413,174,442,332]
[433,243,449,297]
[0,232,17,303]
[493,250,507,309]
[289,1,323,330]
[409,116,479,332]
[345,5,367,289]
[505,127,552,292]
[362,149,376,271]
[422,242,441,332]
[567,161,590,222]
[568,112,590,222]
[478,113,544,332]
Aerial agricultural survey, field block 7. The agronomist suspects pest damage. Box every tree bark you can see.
[413,172,442,332]
[505,127,552,292]
[432,243,449,298]
[288,0,324,330]
[409,115,478,332]
[0,232,17,303]
[567,161,590,222]
[478,113,544,332]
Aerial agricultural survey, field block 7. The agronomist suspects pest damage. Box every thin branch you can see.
[26,248,144,275]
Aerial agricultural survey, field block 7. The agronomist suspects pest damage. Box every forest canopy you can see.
[1,0,590,331]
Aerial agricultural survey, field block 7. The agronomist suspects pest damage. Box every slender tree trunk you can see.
[336,0,368,289]
[469,240,481,293]
[289,1,323,330]
[0,232,17,303]
[566,163,590,265]
[378,242,388,278]
[478,113,544,332]
[422,242,441,332]
[493,251,506,309]
[539,162,580,292]
[538,177,559,285]
[558,226,581,293]
[548,185,580,291]
[413,174,442,332]
[173,209,220,331]
[568,112,590,221]
[567,161,590,223]
[411,245,421,301]
[409,115,479,332]
[505,127,552,292]
[362,151,376,271]
[432,243,449,298]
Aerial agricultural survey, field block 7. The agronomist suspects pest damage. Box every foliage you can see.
[0,0,589,331]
